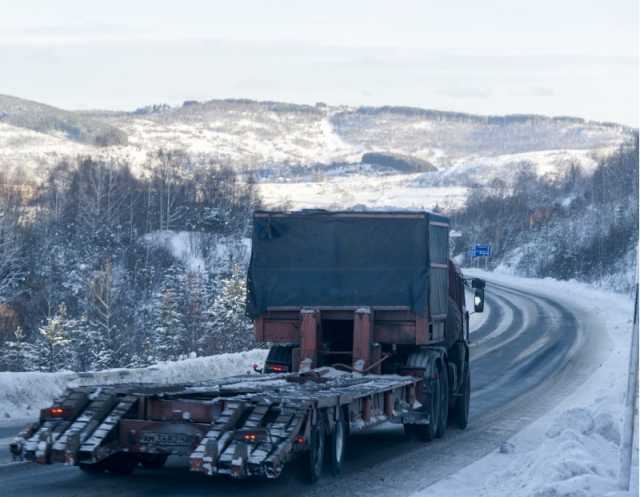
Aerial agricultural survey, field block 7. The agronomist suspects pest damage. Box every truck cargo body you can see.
[249,210,457,370]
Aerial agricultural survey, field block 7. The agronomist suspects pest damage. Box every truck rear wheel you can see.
[403,350,442,442]
[104,453,137,475]
[452,363,470,429]
[306,423,325,483]
[138,453,168,469]
[78,461,106,474]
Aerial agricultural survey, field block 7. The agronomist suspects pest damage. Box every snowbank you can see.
[0,349,268,424]
[415,271,636,497]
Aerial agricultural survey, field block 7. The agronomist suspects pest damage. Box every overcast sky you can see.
[1,0,637,126]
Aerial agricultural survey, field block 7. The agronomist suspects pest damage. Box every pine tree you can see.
[67,314,103,371]
[0,326,38,371]
[183,270,208,357]
[87,260,122,369]
[202,264,253,355]
[148,264,187,362]
[34,304,73,372]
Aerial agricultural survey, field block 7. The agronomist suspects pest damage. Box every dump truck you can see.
[10,209,484,483]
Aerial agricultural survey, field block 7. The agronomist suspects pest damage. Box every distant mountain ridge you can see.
[0,94,128,147]
[0,94,635,191]
[128,98,631,129]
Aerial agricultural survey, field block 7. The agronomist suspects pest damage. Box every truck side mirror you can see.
[474,288,485,313]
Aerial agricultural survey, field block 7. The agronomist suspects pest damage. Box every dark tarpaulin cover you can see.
[246,210,449,318]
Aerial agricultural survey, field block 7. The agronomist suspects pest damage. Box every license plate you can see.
[140,432,191,447]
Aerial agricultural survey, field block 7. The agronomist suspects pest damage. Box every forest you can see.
[451,133,639,291]
[0,135,637,373]
[0,150,260,372]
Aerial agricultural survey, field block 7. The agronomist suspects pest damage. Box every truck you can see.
[9,209,485,483]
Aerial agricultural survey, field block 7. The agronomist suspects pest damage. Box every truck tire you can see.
[138,453,168,469]
[403,349,441,442]
[104,453,137,475]
[306,422,325,483]
[436,361,449,438]
[78,461,106,474]
[452,362,470,429]
[328,410,347,476]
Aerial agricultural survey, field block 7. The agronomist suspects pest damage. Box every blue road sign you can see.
[473,244,491,257]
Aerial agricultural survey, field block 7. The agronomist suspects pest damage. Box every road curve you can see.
[0,277,610,497]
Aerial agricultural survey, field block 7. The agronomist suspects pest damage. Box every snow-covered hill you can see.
[0,96,634,210]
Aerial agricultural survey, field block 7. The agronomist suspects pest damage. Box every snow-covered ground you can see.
[416,270,637,497]
[0,349,267,424]
[259,174,469,210]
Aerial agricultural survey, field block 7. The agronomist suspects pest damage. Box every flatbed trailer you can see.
[10,209,485,483]
[10,368,421,481]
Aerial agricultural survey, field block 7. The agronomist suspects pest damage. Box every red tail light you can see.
[267,364,288,373]
[48,407,65,417]
[295,435,305,444]
[235,429,267,443]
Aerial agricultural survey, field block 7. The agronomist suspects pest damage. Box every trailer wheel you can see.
[138,453,168,469]
[306,423,325,483]
[328,411,347,476]
[104,453,137,475]
[453,363,470,429]
[78,461,106,474]
[436,362,449,438]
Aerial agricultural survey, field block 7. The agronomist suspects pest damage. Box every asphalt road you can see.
[0,278,609,497]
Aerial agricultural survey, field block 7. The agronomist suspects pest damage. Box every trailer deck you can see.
[10,368,421,480]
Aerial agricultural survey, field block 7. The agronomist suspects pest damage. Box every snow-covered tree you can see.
[202,264,253,355]
[147,264,187,362]
[183,270,208,357]
[33,304,73,372]
[0,326,38,371]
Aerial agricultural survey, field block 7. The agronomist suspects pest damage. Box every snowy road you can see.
[0,277,611,497]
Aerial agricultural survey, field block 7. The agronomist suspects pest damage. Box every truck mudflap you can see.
[10,369,420,480]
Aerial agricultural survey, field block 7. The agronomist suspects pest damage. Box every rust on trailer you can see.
[146,399,219,424]
[353,307,372,369]
[14,369,420,480]
[119,419,208,454]
[258,306,436,369]
[373,323,417,344]
[300,309,320,367]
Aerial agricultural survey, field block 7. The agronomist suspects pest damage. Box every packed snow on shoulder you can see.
[0,349,267,424]
[414,270,636,497]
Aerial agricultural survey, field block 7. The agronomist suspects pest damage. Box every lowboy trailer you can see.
[10,210,485,482]
[10,369,420,481]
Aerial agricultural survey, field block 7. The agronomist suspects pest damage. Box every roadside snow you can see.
[0,349,267,425]
[414,271,636,497]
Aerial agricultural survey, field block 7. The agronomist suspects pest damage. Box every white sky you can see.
[0,0,638,126]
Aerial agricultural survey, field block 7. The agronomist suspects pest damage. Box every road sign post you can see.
[472,244,491,270]
[473,244,491,257]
